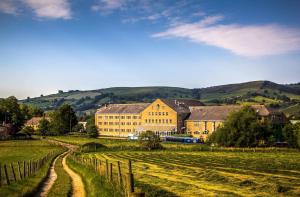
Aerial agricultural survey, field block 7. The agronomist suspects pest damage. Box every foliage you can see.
[139,130,162,150]
[49,104,78,135]
[85,116,98,138]
[209,106,272,147]
[282,123,300,148]
[72,123,85,133]
[37,118,50,135]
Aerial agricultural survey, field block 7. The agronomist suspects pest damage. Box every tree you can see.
[72,123,85,133]
[282,123,300,148]
[38,118,50,135]
[50,104,78,135]
[85,116,98,138]
[138,131,162,150]
[209,106,272,147]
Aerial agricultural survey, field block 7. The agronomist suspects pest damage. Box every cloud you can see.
[153,16,300,57]
[22,0,71,19]
[0,0,18,15]
[91,0,124,14]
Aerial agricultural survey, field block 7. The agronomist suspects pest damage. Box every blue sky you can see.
[0,0,300,99]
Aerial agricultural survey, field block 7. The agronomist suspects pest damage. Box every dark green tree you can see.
[85,116,98,138]
[138,131,162,150]
[50,104,78,135]
[282,123,300,148]
[209,106,272,147]
[38,118,50,135]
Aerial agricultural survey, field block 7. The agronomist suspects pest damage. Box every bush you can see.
[138,131,162,150]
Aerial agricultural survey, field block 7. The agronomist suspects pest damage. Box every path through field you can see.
[62,151,86,197]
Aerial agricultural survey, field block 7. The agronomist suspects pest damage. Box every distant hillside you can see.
[20,81,300,118]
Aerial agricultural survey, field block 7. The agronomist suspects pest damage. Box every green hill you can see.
[20,81,300,118]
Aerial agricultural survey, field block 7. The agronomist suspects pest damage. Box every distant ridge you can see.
[20,80,300,118]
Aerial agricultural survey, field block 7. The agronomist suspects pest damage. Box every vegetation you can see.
[0,140,64,196]
[209,106,273,147]
[42,136,300,196]
[138,131,162,150]
[66,156,122,197]
[37,117,50,135]
[49,104,78,135]
[85,116,98,138]
[282,123,300,148]
[20,81,300,118]
[48,155,71,197]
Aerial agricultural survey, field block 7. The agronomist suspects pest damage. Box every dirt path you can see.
[35,151,68,197]
[62,152,86,197]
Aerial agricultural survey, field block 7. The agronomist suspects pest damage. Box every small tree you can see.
[139,131,162,150]
[86,125,98,138]
[38,118,50,136]
[282,123,300,148]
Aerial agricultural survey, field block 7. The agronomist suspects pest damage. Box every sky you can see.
[0,0,300,99]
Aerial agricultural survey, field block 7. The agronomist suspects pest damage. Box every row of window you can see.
[148,111,169,116]
[187,131,210,135]
[98,122,141,126]
[98,115,140,120]
[99,128,133,132]
[193,121,216,131]
[145,119,173,124]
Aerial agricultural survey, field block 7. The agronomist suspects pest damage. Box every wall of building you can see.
[185,120,223,141]
[95,113,141,137]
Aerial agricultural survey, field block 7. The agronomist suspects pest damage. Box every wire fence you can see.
[69,153,145,197]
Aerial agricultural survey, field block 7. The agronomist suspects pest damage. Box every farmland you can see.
[0,140,65,196]
[50,136,300,197]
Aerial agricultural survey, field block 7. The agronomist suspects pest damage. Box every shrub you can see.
[138,131,162,150]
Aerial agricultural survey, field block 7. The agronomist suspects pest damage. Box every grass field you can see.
[51,136,300,197]
[0,139,65,196]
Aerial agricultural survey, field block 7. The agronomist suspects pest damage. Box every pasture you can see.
[50,136,300,197]
[0,139,65,196]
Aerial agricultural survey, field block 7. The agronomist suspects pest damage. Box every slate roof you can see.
[96,103,150,114]
[187,105,274,121]
[160,99,204,114]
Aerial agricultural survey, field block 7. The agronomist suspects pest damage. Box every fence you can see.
[0,151,57,187]
[69,153,145,197]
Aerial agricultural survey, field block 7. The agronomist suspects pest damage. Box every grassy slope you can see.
[66,156,122,197]
[0,140,64,197]
[48,154,71,197]
[49,136,300,197]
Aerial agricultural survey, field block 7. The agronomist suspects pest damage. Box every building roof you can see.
[25,117,49,126]
[187,105,274,121]
[160,99,204,114]
[96,103,150,114]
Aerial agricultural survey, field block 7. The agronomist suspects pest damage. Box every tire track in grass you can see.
[62,152,86,197]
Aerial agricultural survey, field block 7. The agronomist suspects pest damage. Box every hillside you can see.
[20,81,300,118]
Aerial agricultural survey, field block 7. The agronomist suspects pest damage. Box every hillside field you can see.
[49,136,300,197]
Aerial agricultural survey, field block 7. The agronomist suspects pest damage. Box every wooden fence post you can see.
[23,161,26,178]
[0,163,2,187]
[99,160,102,176]
[117,161,122,186]
[27,161,30,177]
[17,162,22,180]
[4,164,10,185]
[127,160,134,194]
[106,159,109,178]
[11,163,17,182]
[95,159,98,172]
[109,163,113,182]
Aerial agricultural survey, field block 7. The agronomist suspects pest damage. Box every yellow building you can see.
[95,103,149,137]
[95,99,203,137]
[95,99,285,139]
[185,105,286,141]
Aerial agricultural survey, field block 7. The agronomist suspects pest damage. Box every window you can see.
[145,119,147,123]
[121,116,125,119]
[170,119,172,123]
[98,116,102,119]
[127,129,131,132]
[152,112,154,115]
[104,128,108,131]
[133,116,138,119]
[109,116,113,119]
[166,112,169,116]
[109,122,113,125]
[99,128,103,131]
[166,119,168,123]
[109,128,113,131]
[155,112,158,116]
[115,122,119,125]
[204,121,207,131]
[127,122,131,125]
[98,122,102,125]
[133,122,137,125]
[115,129,119,132]
[115,116,119,119]
[162,112,165,116]
[121,129,125,132]
[159,112,161,115]
[127,116,131,119]
[148,112,151,116]
[162,119,165,123]
[152,119,154,123]
[121,122,125,125]
[104,122,108,125]
[155,119,158,123]
[156,104,160,110]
